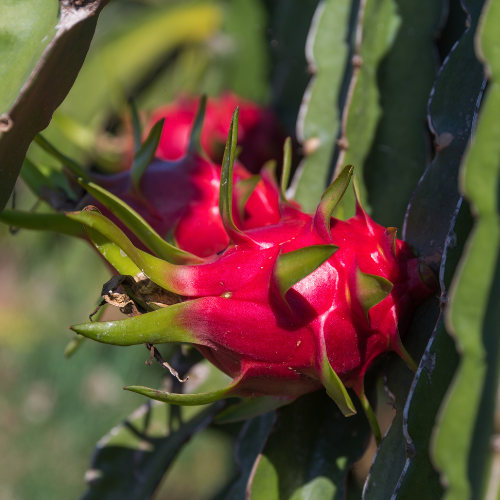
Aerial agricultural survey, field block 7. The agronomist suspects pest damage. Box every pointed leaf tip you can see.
[125,377,241,406]
[219,108,253,245]
[129,98,142,153]
[280,137,293,203]
[234,175,260,220]
[188,95,207,154]
[314,165,354,241]
[418,260,438,290]
[352,174,368,218]
[379,227,397,259]
[393,332,418,372]
[273,245,338,307]
[131,118,165,194]
[358,389,382,445]
[354,267,393,323]
[70,302,200,346]
[262,159,277,182]
[317,346,356,416]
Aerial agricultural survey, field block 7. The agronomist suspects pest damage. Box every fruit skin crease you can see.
[69,110,437,420]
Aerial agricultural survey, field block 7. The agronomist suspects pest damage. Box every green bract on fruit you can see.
[68,109,437,441]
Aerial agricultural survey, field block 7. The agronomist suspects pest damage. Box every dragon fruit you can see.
[148,92,286,173]
[68,109,437,440]
[84,97,281,258]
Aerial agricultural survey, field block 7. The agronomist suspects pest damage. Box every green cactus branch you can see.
[364,0,444,229]
[391,198,473,499]
[0,0,109,214]
[433,1,500,498]
[366,1,487,496]
[292,0,352,211]
[403,0,487,265]
[332,0,400,220]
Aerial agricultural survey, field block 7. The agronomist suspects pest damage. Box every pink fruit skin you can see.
[91,152,281,258]
[148,93,286,174]
[167,204,437,398]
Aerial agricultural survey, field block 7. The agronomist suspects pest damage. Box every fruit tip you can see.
[418,261,438,291]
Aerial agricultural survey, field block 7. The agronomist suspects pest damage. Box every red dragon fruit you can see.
[68,110,437,440]
[85,97,281,258]
[148,92,286,173]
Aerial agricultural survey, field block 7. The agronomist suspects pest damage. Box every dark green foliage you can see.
[390,199,473,499]
[363,296,441,500]
[247,391,370,500]
[403,0,486,269]
[432,2,500,498]
[365,2,487,496]
[364,0,444,229]
[224,412,276,500]
[81,403,220,500]
[264,0,321,135]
